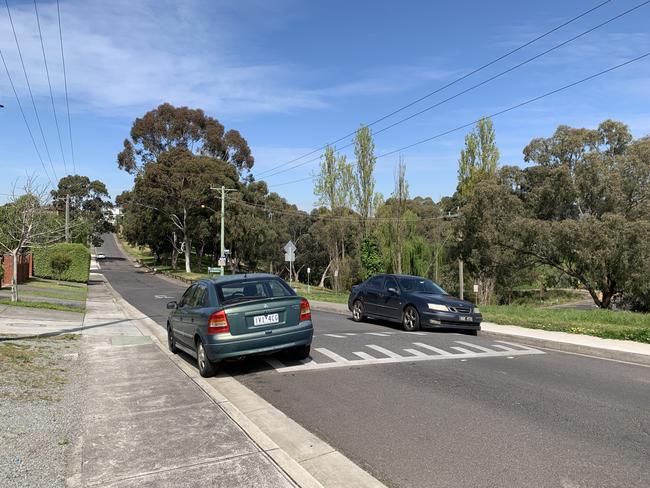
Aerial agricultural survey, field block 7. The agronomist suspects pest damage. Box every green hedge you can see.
[33,243,91,283]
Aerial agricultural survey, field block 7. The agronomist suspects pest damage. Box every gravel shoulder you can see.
[0,334,82,488]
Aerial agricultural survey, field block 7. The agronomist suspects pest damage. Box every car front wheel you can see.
[402,306,420,332]
[197,339,218,377]
[352,300,365,322]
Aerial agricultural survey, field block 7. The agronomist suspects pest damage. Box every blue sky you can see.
[1,0,649,208]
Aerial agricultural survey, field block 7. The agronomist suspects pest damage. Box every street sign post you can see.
[307,267,311,293]
[284,241,296,286]
[207,267,220,275]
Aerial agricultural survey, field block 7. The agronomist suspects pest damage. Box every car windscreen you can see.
[398,277,447,295]
[214,279,295,305]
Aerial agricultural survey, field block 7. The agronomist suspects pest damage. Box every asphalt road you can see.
[96,234,650,488]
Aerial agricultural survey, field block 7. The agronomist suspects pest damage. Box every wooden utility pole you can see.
[65,193,70,243]
[459,258,464,300]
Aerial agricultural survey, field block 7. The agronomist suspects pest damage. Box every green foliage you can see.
[314,145,353,210]
[402,235,432,277]
[0,299,84,313]
[353,125,380,229]
[33,244,90,283]
[360,234,382,279]
[457,117,499,198]
[510,121,650,309]
[50,175,113,246]
[50,252,73,283]
[117,102,253,174]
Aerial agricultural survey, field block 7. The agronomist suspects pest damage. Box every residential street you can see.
[97,234,650,488]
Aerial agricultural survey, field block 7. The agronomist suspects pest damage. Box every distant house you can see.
[109,206,122,224]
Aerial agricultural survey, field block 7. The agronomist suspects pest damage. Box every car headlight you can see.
[474,307,480,314]
[427,303,448,312]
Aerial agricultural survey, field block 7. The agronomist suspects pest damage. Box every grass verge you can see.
[482,305,650,343]
[293,283,348,304]
[0,299,84,313]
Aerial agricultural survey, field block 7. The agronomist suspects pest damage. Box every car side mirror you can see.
[387,287,399,295]
[166,301,178,310]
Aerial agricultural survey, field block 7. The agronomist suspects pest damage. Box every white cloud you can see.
[0,0,331,117]
[0,0,457,119]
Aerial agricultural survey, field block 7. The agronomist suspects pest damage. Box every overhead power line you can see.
[263,0,650,180]
[0,48,53,188]
[269,51,650,188]
[56,0,75,174]
[34,0,67,175]
[4,0,57,182]
[256,0,612,177]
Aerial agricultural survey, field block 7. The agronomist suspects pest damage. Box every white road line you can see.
[343,333,358,336]
[401,331,427,336]
[269,347,545,373]
[413,343,453,355]
[451,346,475,354]
[366,344,402,359]
[365,332,391,337]
[323,334,347,338]
[491,344,517,352]
[403,348,429,357]
[315,347,350,363]
[353,351,377,360]
[494,340,539,351]
[454,341,495,353]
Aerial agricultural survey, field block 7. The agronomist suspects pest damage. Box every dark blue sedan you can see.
[348,274,482,334]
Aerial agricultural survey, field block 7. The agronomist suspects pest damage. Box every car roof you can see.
[199,273,280,285]
[371,274,426,280]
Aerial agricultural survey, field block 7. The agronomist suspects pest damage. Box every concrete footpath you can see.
[310,300,650,366]
[0,304,84,336]
[66,274,322,488]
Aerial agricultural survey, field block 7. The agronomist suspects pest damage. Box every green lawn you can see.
[0,299,84,313]
[482,305,650,343]
[292,283,348,304]
[0,278,87,312]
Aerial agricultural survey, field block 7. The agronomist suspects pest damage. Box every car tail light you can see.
[208,310,230,334]
[299,298,311,322]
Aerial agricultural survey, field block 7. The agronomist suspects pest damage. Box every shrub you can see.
[33,243,90,283]
[50,252,73,284]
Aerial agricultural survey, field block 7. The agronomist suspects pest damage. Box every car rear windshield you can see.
[215,278,295,305]
[398,277,447,295]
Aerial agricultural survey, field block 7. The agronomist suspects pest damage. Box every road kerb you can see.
[309,300,650,366]
[102,277,388,488]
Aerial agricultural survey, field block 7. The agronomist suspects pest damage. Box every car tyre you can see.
[352,300,365,323]
[167,324,178,354]
[402,305,421,332]
[197,339,218,377]
[288,344,311,361]
[464,329,479,336]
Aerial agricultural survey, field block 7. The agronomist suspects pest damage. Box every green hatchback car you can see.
[166,274,313,377]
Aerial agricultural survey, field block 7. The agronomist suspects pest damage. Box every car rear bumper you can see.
[421,310,482,329]
[203,323,313,361]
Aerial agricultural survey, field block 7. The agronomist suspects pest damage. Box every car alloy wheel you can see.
[197,340,217,377]
[402,306,420,332]
[352,300,364,322]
